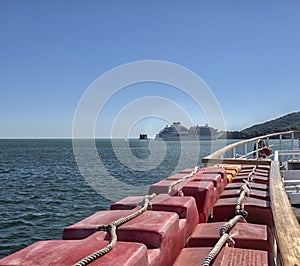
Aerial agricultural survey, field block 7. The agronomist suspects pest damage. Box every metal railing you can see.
[202,131,300,166]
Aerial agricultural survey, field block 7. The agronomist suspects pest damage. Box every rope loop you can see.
[235,209,248,218]
[247,166,257,182]
[242,179,251,189]
[96,225,109,232]
[240,183,250,197]
[227,237,235,247]
[74,224,117,266]
[235,179,251,216]
[219,215,247,236]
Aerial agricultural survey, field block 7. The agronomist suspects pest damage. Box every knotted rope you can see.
[202,233,234,266]
[219,214,247,236]
[167,167,198,195]
[202,167,256,265]
[202,214,247,266]
[73,193,156,266]
[235,181,250,217]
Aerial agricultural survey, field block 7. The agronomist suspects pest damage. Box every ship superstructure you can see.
[155,122,222,140]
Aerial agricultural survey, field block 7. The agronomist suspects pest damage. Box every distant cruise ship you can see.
[155,122,223,141]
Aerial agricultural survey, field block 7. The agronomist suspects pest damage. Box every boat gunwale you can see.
[202,130,300,265]
[269,161,300,265]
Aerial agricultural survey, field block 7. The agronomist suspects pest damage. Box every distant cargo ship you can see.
[155,122,222,141]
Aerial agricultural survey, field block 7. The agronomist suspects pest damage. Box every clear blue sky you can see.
[1,1,299,138]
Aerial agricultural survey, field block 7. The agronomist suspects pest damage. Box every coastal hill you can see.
[225,111,300,139]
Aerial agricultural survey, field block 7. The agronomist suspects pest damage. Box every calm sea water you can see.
[0,138,237,258]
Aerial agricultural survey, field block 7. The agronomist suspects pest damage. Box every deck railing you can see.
[202,130,300,166]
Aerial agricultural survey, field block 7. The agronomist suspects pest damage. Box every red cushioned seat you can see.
[220,188,269,201]
[173,246,271,266]
[166,173,190,180]
[232,174,269,185]
[63,209,139,240]
[198,168,227,179]
[225,182,268,191]
[187,222,274,254]
[240,165,270,171]
[192,172,227,198]
[63,210,184,266]
[148,179,188,195]
[180,168,198,174]
[238,171,269,177]
[212,197,273,227]
[182,180,217,222]
[0,232,148,266]
[110,194,198,245]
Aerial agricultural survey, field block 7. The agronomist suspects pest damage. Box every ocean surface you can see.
[0,138,239,258]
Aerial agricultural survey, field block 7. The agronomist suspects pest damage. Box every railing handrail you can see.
[274,149,300,161]
[202,130,300,165]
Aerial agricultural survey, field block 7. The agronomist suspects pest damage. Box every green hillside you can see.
[225,111,300,139]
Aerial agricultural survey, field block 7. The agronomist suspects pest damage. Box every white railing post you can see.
[279,134,282,162]
[292,132,295,150]
[274,150,279,161]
